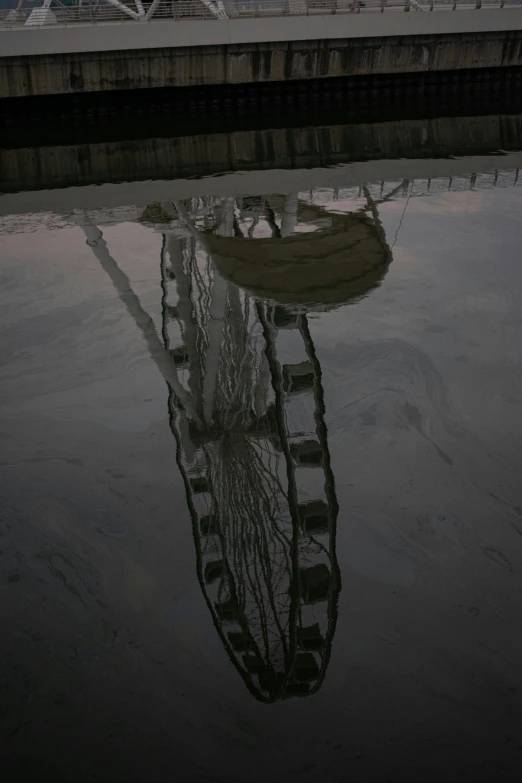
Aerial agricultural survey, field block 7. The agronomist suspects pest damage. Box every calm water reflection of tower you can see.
[159,193,391,701]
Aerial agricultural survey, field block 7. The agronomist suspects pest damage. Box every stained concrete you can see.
[1,31,522,98]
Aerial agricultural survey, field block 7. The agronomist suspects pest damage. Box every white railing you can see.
[1,0,521,28]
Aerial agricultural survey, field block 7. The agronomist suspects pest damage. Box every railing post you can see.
[5,0,25,23]
[404,0,410,11]
[475,0,482,8]
[144,0,162,20]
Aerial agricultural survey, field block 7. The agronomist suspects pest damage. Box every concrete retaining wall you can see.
[2,28,522,97]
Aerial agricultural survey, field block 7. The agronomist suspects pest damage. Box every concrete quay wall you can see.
[1,13,522,98]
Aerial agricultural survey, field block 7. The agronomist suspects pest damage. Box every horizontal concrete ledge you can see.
[2,9,522,57]
[2,152,522,216]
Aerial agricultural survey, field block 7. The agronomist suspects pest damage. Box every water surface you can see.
[1,111,522,782]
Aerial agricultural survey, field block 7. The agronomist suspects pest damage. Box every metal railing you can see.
[1,0,521,28]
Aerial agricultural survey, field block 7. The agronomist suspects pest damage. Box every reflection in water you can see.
[78,189,392,701]
[4,97,522,780]
[3,110,522,193]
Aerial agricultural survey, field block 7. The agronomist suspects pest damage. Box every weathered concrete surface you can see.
[1,30,522,98]
[2,113,522,193]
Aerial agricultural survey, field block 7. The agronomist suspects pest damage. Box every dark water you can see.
[2,101,522,782]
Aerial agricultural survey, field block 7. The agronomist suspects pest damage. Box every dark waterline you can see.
[3,66,522,149]
[1,81,522,782]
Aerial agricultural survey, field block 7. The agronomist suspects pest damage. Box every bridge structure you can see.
[2,0,522,98]
[1,0,521,26]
